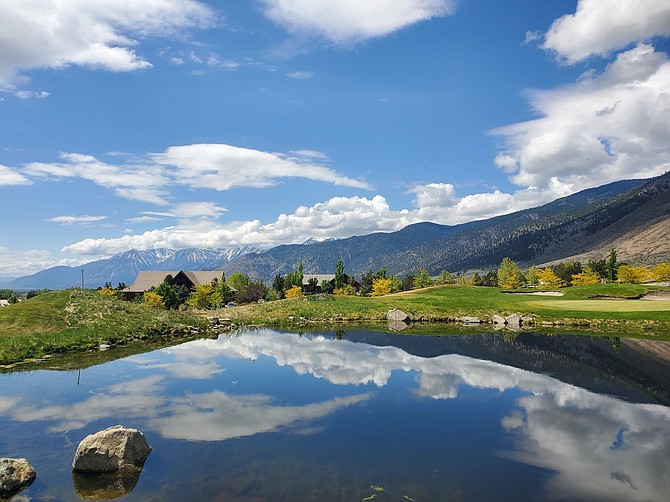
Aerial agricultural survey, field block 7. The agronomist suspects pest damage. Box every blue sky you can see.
[1,0,669,277]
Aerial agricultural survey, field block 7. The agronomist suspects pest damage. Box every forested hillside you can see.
[221,174,669,281]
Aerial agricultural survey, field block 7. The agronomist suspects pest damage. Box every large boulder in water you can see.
[387,309,410,322]
[72,426,152,474]
[0,457,36,499]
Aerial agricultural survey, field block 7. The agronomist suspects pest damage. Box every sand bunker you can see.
[642,291,670,300]
[504,291,564,296]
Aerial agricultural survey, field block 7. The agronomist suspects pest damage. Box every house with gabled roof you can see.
[124,270,230,300]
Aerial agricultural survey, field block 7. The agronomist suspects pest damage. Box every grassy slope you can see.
[0,289,205,366]
[222,284,670,336]
[2,284,668,366]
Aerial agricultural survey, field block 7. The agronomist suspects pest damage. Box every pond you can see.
[1,329,669,501]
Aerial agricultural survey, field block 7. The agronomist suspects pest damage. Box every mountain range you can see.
[1,246,260,290]
[219,172,670,281]
[3,172,669,289]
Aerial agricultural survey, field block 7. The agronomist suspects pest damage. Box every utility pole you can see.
[81,270,85,289]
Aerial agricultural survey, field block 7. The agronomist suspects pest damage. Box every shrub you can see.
[98,286,115,297]
[334,285,357,296]
[144,291,165,309]
[285,285,303,299]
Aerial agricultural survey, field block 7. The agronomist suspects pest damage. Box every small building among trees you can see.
[124,271,228,301]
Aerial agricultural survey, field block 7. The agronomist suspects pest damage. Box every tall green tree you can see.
[227,273,251,291]
[272,274,285,296]
[212,276,233,305]
[552,261,582,287]
[587,258,608,280]
[436,270,455,285]
[235,280,268,304]
[359,269,375,296]
[400,274,415,291]
[606,248,618,282]
[414,268,434,289]
[320,279,334,294]
[334,259,345,289]
[154,275,189,309]
[297,262,304,287]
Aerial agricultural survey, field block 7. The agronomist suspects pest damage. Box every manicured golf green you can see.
[528,299,670,312]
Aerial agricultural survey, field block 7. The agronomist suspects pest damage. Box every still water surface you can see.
[1,329,669,501]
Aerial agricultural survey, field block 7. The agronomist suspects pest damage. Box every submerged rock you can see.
[0,457,36,499]
[72,425,152,474]
[73,470,141,500]
[387,319,409,331]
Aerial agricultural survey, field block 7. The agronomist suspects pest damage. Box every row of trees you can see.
[0,288,49,303]
[494,250,670,289]
[113,249,670,310]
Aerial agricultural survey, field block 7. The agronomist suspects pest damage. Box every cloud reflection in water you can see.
[1,329,668,501]
[158,330,670,501]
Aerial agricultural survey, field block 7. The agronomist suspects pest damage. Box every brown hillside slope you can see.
[540,176,670,266]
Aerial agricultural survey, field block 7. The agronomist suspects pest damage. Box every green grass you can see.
[0,289,206,367]
[2,284,669,367]
[221,283,670,337]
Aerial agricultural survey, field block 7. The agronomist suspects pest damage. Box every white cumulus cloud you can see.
[60,184,562,257]
[543,0,670,64]
[0,247,77,277]
[23,152,171,205]
[155,143,372,190]
[0,0,216,89]
[492,43,670,194]
[18,144,371,209]
[261,0,455,44]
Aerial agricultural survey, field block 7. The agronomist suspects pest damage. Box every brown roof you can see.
[125,270,226,293]
[126,271,180,293]
[302,274,335,285]
[180,271,227,287]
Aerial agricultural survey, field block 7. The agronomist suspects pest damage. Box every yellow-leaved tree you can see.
[652,262,670,282]
[371,277,392,296]
[617,265,650,284]
[187,284,222,309]
[537,267,562,288]
[571,269,600,286]
[497,257,524,289]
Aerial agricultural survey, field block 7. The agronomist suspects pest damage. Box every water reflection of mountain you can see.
[336,330,670,406]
